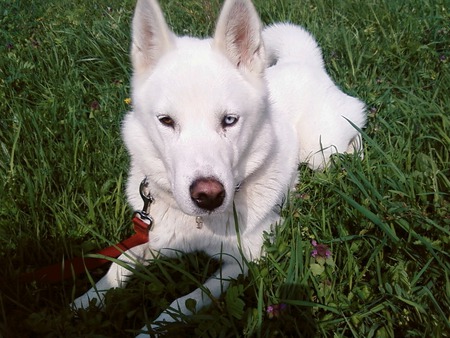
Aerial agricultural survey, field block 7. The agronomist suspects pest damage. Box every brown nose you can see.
[189,178,225,211]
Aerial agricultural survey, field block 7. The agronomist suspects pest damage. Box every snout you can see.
[189,177,225,211]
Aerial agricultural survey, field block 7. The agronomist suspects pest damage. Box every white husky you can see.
[73,0,365,335]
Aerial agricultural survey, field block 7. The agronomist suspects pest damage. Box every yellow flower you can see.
[124,98,132,105]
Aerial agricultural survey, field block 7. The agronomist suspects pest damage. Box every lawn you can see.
[1,0,449,337]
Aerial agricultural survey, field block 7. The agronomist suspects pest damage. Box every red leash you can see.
[20,216,150,283]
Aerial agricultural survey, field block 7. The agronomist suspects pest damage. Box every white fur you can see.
[72,0,366,336]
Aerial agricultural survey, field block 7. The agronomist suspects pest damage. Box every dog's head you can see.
[124,0,273,216]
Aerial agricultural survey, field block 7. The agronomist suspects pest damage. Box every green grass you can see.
[1,0,449,336]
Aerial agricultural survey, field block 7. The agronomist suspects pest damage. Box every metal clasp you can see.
[135,177,154,229]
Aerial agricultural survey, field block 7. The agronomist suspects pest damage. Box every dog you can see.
[72,0,366,335]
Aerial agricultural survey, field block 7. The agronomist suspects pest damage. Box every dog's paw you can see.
[71,290,105,310]
[136,324,167,338]
[135,312,178,337]
[135,329,151,338]
[135,331,149,338]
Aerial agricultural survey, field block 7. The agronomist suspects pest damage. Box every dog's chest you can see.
[147,207,240,252]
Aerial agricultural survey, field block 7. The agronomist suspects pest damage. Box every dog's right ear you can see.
[131,0,175,75]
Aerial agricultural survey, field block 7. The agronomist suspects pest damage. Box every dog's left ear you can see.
[213,0,265,77]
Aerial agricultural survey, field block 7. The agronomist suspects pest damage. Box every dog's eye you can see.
[158,115,175,128]
[221,114,239,128]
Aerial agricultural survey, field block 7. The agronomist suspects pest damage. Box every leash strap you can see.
[20,216,150,284]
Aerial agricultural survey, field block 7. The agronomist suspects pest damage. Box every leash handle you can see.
[19,217,150,284]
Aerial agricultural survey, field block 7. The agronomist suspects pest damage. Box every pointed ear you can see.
[213,0,265,77]
[131,0,175,74]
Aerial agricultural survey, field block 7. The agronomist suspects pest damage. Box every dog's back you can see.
[264,23,366,170]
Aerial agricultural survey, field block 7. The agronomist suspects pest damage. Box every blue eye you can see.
[222,114,239,128]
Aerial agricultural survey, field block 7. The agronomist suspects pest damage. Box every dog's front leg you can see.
[136,261,244,337]
[72,242,151,309]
